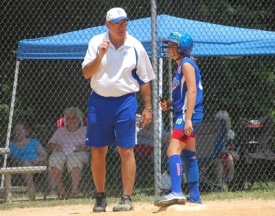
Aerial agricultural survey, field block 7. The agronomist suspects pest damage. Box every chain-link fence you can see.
[1,0,274,202]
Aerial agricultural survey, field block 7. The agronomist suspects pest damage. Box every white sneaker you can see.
[154,191,187,207]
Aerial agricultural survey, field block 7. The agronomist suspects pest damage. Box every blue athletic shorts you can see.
[86,91,137,148]
[172,114,203,142]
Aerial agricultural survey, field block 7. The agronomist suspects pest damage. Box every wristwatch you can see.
[145,107,152,112]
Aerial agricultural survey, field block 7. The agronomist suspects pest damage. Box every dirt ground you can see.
[1,199,275,216]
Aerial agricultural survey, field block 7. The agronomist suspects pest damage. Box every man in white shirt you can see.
[82,7,155,212]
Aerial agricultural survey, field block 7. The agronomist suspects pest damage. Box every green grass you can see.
[201,189,275,201]
[0,184,274,211]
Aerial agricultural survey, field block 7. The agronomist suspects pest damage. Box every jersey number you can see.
[176,118,183,125]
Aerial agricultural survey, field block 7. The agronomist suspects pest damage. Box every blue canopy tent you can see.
[6,14,275,192]
[17,14,275,60]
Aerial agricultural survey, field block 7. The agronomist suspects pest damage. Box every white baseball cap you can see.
[106,7,128,23]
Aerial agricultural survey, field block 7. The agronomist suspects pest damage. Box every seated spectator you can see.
[215,111,240,186]
[47,107,89,199]
[9,121,48,200]
[135,114,170,161]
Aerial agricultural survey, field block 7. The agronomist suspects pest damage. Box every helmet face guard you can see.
[161,31,193,57]
[160,43,179,57]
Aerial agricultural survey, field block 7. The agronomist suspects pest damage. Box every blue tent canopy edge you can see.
[16,14,275,60]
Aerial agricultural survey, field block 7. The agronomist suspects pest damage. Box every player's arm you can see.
[140,82,153,127]
[83,56,103,79]
[182,63,197,135]
[82,40,110,79]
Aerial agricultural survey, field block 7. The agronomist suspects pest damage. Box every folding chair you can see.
[239,117,275,160]
[195,119,227,192]
[237,116,275,189]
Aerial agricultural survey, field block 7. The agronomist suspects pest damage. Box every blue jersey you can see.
[172,57,203,123]
[9,138,41,161]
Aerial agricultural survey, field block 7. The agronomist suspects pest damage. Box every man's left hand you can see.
[141,109,152,127]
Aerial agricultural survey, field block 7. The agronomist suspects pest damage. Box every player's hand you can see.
[184,119,193,136]
[159,97,172,112]
[141,109,152,128]
[98,40,110,57]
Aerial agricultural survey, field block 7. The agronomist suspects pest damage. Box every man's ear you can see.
[105,21,110,29]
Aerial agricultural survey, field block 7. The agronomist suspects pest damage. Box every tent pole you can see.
[150,0,161,196]
[168,58,173,134]
[158,57,163,190]
[1,60,20,188]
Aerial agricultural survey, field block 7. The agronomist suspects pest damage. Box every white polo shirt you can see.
[82,31,155,97]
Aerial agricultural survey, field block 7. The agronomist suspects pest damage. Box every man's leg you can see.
[112,93,137,211]
[118,147,136,195]
[91,146,108,212]
[112,147,135,211]
[91,146,108,192]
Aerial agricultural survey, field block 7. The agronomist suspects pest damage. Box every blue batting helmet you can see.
[162,31,193,56]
